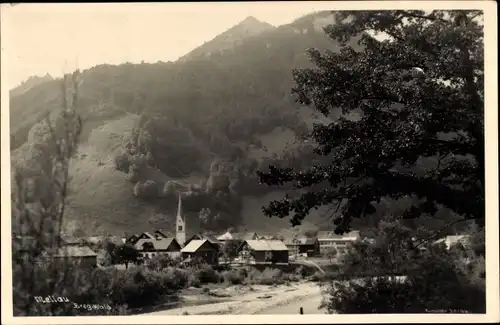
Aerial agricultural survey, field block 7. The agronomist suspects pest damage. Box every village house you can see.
[126,229,171,245]
[283,236,320,257]
[317,230,361,256]
[237,240,289,265]
[126,234,139,244]
[184,233,222,247]
[133,237,182,259]
[180,239,219,265]
[49,245,98,268]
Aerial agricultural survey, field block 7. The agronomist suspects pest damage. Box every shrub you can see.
[109,266,180,309]
[163,267,190,289]
[13,258,121,316]
[195,265,221,284]
[323,220,486,314]
[244,267,285,285]
[222,269,245,285]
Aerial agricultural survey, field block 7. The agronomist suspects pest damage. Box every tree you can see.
[323,219,486,313]
[11,71,88,315]
[117,243,140,269]
[220,240,240,263]
[258,11,484,236]
[324,247,338,263]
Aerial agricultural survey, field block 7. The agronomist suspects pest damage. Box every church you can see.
[175,193,201,247]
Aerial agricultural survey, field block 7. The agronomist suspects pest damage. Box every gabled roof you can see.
[181,239,218,253]
[134,238,180,251]
[258,234,282,240]
[188,233,222,245]
[243,240,288,251]
[141,232,155,239]
[154,230,171,238]
[317,230,360,241]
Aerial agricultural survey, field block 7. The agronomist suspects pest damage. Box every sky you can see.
[2,2,323,88]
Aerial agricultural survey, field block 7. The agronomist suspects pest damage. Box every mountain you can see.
[178,16,275,62]
[10,11,363,236]
[10,74,54,97]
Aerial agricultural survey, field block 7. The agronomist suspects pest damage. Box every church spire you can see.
[177,192,182,218]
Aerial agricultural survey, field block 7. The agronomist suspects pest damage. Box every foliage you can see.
[258,10,485,234]
[194,265,222,284]
[117,243,141,269]
[146,254,182,271]
[133,180,160,199]
[322,219,486,313]
[10,71,122,316]
[222,269,246,285]
[244,267,286,285]
[220,240,241,262]
[109,266,180,309]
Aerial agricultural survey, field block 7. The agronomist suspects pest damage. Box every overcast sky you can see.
[2,2,327,88]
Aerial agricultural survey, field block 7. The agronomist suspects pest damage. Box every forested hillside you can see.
[9,11,466,236]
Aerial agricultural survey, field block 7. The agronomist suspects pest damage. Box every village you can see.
[13,194,472,271]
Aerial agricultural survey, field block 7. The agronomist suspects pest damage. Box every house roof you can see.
[258,234,281,240]
[181,239,217,253]
[52,245,97,257]
[142,232,155,239]
[283,236,317,246]
[244,240,289,251]
[154,230,170,237]
[217,231,258,241]
[134,238,179,251]
[188,233,222,245]
[317,230,360,241]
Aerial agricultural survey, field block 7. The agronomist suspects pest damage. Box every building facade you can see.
[283,236,320,257]
[134,238,182,259]
[238,240,289,264]
[181,239,219,265]
[317,230,361,256]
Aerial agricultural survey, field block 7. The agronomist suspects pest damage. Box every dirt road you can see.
[144,281,326,315]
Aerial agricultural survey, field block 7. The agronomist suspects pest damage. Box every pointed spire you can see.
[177,192,182,217]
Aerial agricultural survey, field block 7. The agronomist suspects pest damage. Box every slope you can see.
[179,16,276,62]
[10,11,359,235]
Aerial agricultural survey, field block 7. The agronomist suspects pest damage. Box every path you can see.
[144,282,324,315]
[254,288,326,314]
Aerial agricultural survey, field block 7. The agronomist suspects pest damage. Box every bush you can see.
[147,254,180,271]
[322,219,486,314]
[194,265,221,284]
[109,266,180,309]
[222,269,245,285]
[245,267,285,285]
[13,259,121,316]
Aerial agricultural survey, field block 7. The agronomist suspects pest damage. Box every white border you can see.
[1,1,498,324]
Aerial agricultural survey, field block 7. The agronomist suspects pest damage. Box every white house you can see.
[317,230,361,255]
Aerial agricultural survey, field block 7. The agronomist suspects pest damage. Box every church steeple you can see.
[175,192,186,246]
[177,192,183,219]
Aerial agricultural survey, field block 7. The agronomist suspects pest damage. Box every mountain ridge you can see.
[178,15,276,62]
[10,11,357,236]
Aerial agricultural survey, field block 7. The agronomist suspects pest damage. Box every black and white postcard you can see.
[1,1,498,324]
